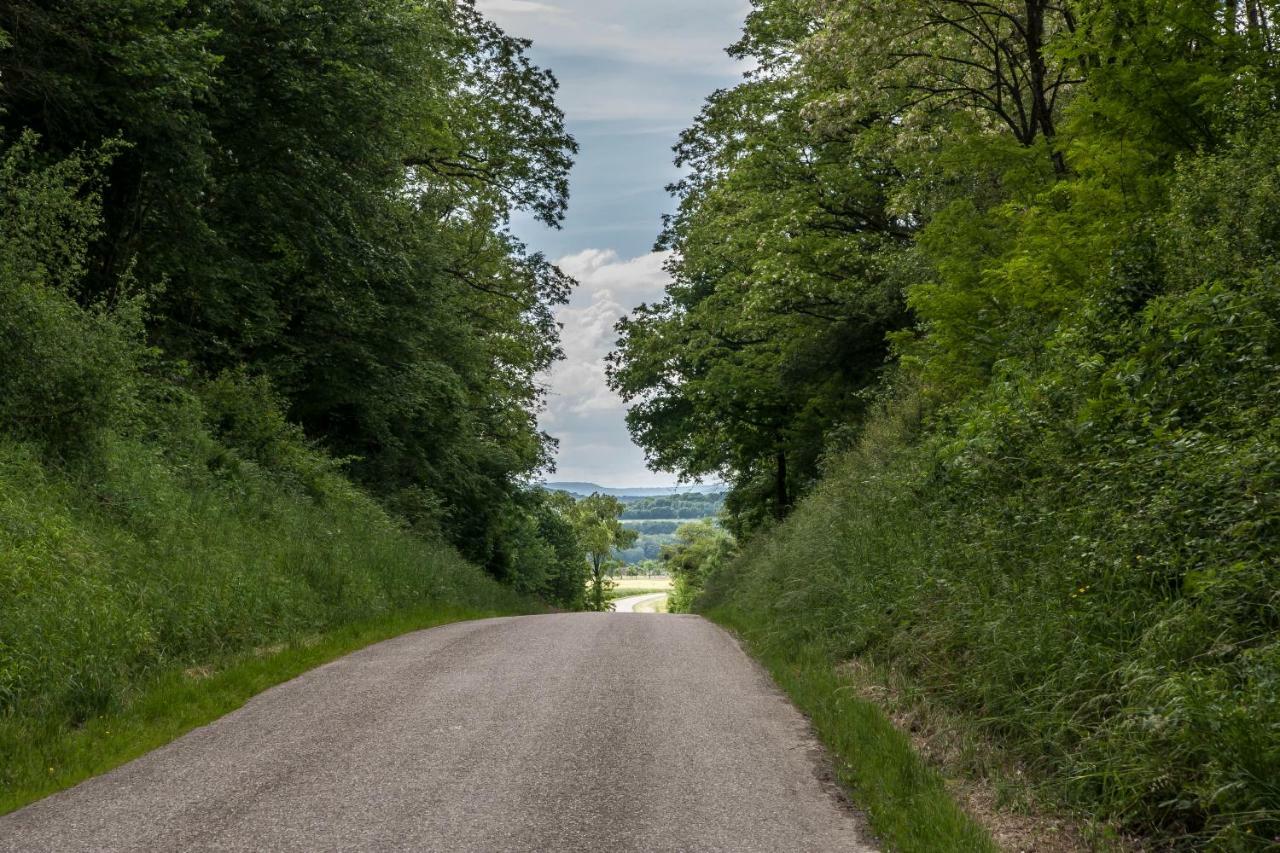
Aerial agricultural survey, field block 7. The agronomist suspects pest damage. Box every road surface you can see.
[0,614,875,852]
[613,592,668,613]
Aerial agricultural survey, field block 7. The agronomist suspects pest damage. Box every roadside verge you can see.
[706,605,998,852]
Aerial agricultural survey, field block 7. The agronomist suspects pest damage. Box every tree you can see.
[609,0,911,531]
[492,488,590,610]
[662,521,735,613]
[572,494,639,612]
[0,0,580,584]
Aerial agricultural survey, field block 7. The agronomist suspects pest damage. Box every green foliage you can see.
[639,0,1280,846]
[622,520,679,535]
[661,521,734,613]
[0,136,144,456]
[618,492,725,520]
[571,494,638,611]
[0,0,578,587]
[0,430,528,735]
[697,120,1280,847]
[608,3,911,528]
[489,488,590,609]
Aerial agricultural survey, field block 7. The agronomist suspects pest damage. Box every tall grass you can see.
[0,434,532,807]
[700,382,1280,849]
[708,601,998,852]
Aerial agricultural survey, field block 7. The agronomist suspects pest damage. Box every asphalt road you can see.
[0,614,876,852]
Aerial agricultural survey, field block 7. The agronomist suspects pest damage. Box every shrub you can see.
[701,125,1280,847]
[0,135,143,455]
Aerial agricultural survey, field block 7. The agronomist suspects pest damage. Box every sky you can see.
[474,0,749,488]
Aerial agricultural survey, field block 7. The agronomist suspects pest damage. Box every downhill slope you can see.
[0,615,874,853]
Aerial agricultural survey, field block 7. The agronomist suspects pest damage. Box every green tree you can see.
[0,0,579,586]
[609,0,911,531]
[0,134,143,457]
[572,494,639,612]
[662,521,735,613]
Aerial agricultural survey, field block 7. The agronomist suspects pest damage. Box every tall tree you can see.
[610,0,912,530]
[572,494,638,612]
[0,0,580,584]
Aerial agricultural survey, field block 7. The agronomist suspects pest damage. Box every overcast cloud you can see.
[476,0,747,486]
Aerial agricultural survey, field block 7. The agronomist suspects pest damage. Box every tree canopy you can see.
[0,0,582,596]
[611,0,1280,532]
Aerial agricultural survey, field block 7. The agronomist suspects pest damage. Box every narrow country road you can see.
[0,614,875,852]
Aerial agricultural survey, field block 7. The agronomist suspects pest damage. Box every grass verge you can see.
[0,604,517,816]
[708,604,997,853]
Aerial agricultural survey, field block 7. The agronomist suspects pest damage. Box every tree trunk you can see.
[591,556,605,611]
[1024,0,1066,174]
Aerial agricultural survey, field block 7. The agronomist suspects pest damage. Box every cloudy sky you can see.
[475,0,749,487]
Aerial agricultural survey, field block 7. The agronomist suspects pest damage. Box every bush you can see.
[0,429,525,742]
[0,136,143,455]
[701,126,1280,848]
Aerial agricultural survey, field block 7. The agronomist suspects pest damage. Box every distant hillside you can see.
[542,482,726,499]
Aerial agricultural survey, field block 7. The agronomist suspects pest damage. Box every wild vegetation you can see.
[0,0,598,805]
[660,521,734,614]
[615,0,1280,846]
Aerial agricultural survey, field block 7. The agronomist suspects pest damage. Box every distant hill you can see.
[541,482,727,499]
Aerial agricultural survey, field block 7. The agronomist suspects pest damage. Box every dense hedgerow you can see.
[699,126,1280,848]
[0,435,524,730]
[0,122,530,790]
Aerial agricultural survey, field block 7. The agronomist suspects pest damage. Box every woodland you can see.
[618,0,1280,845]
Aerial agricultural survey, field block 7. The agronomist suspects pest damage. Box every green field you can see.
[608,576,673,591]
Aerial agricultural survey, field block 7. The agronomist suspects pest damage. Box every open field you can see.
[608,576,672,591]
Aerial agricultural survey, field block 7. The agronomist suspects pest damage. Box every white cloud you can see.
[475,0,748,77]
[540,250,673,484]
[472,0,749,484]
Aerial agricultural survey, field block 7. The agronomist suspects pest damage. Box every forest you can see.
[0,0,626,805]
[618,0,1280,847]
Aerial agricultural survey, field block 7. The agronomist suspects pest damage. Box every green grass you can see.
[0,431,537,813]
[708,604,996,852]
[0,604,519,816]
[696,370,1280,847]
